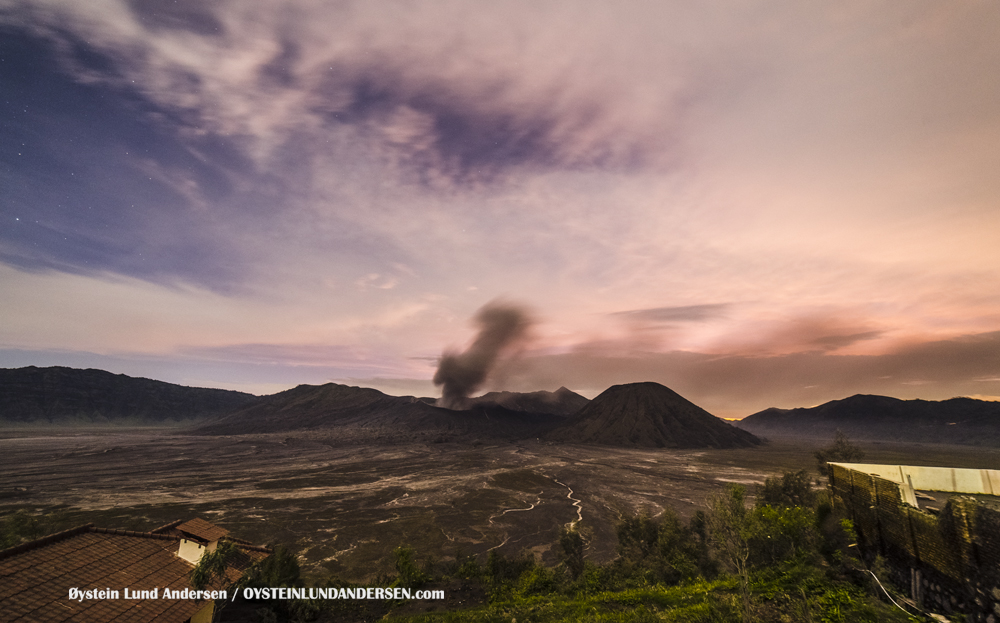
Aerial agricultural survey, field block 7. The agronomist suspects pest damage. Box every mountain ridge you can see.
[190,381,571,439]
[0,366,257,424]
[737,393,1000,445]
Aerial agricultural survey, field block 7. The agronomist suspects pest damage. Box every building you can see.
[829,462,1000,622]
[0,518,270,622]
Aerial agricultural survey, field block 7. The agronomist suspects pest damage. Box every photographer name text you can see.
[67,586,445,602]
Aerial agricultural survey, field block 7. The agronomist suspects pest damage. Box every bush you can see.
[393,546,430,589]
[0,511,43,549]
[611,510,701,587]
[515,564,557,597]
[758,470,816,508]
[0,510,70,549]
[444,548,482,580]
[655,510,700,584]
[747,504,820,566]
[616,513,660,562]
[244,544,302,589]
[485,548,536,598]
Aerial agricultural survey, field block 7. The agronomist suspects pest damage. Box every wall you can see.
[830,463,1000,622]
[178,538,206,563]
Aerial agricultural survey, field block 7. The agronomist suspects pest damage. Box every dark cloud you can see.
[811,331,884,351]
[610,304,731,323]
[0,10,660,290]
[433,301,533,409]
[127,0,224,37]
[725,315,888,355]
[503,331,1000,417]
[0,27,273,290]
[307,60,648,187]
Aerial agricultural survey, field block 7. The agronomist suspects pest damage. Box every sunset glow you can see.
[2,2,999,417]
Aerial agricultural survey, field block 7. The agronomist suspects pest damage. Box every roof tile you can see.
[0,520,269,622]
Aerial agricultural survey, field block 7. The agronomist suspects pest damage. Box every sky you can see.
[2,1,999,418]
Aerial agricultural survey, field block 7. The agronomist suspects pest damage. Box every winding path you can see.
[489,497,542,523]
[552,478,583,529]
[485,495,543,551]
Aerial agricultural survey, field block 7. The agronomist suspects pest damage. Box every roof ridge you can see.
[150,518,185,533]
[89,527,180,541]
[0,521,270,563]
[0,523,94,561]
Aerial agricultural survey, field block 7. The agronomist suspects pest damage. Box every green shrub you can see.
[758,469,817,508]
[616,513,660,562]
[748,504,821,566]
[244,544,302,589]
[515,564,557,597]
[611,510,701,587]
[0,510,43,549]
[393,546,430,589]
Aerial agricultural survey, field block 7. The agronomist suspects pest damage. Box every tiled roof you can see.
[0,521,269,623]
[173,518,229,543]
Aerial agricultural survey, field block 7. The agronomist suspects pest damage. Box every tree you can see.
[615,513,660,563]
[558,527,585,580]
[243,544,302,589]
[612,510,700,586]
[238,544,303,623]
[190,541,243,623]
[815,430,865,475]
[707,484,755,621]
[190,541,240,591]
[758,469,816,508]
[655,509,699,583]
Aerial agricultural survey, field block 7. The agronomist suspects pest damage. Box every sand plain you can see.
[2,428,998,580]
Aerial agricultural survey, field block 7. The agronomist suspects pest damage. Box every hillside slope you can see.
[546,382,759,448]
[191,382,568,439]
[0,366,257,424]
[737,394,1000,444]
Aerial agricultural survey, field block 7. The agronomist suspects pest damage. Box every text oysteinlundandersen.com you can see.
[67,586,445,602]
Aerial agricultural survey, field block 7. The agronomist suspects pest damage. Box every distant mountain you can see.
[546,382,760,448]
[3,366,771,450]
[191,382,569,440]
[737,394,1000,445]
[467,387,590,415]
[0,366,257,424]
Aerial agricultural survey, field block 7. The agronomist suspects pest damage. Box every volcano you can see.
[467,387,589,415]
[546,382,760,448]
[190,382,569,440]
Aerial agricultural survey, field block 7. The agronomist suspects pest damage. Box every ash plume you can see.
[434,302,532,409]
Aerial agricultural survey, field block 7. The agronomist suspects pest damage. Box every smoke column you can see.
[434,302,532,409]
